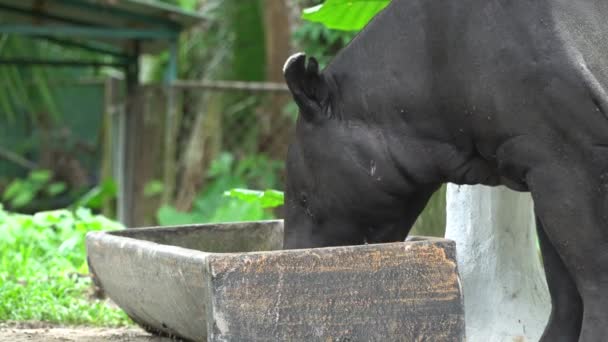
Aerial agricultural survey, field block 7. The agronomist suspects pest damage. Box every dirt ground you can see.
[0,322,180,342]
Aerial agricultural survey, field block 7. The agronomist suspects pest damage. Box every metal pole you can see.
[172,79,290,93]
[0,59,126,67]
[161,38,179,205]
[0,25,175,39]
[117,42,140,227]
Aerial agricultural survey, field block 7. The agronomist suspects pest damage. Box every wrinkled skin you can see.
[282,0,608,341]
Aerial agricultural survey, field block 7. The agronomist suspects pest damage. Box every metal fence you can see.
[172,79,295,162]
[109,79,296,226]
[0,76,445,232]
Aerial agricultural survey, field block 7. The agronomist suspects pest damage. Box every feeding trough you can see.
[86,220,465,341]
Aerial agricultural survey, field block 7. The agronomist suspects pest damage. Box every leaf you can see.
[224,188,262,201]
[223,188,284,209]
[3,180,24,201]
[58,235,80,255]
[259,190,284,208]
[209,200,266,223]
[46,182,67,197]
[75,207,93,221]
[143,180,164,197]
[156,205,205,226]
[29,170,52,184]
[177,0,197,11]
[10,191,34,209]
[73,179,117,209]
[208,152,234,177]
[302,0,391,31]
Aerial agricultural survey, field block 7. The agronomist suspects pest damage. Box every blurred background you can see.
[0,0,446,328]
[0,0,444,234]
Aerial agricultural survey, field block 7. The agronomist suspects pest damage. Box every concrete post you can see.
[445,184,551,342]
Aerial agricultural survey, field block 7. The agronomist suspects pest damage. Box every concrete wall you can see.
[445,184,551,341]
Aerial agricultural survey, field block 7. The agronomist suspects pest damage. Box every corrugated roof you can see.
[0,0,204,53]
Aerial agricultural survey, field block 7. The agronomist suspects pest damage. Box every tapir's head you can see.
[282,53,438,249]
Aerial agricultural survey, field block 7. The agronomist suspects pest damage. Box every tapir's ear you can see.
[283,53,330,123]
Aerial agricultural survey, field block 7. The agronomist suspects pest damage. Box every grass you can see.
[0,205,132,326]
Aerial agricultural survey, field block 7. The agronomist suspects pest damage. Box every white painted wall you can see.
[445,184,551,342]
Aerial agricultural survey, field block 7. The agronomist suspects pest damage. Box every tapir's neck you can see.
[324,0,447,125]
[322,0,478,186]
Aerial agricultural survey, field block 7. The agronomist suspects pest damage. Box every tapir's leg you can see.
[527,163,608,342]
[536,217,583,342]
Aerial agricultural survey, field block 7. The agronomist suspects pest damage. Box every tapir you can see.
[282,0,608,341]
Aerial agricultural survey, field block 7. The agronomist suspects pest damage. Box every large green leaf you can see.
[302,0,391,31]
[223,188,284,209]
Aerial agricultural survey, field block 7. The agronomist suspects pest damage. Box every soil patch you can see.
[0,322,180,342]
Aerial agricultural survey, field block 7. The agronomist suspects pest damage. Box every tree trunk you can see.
[260,0,293,161]
[173,93,223,211]
[286,0,303,49]
[161,86,181,207]
[445,184,550,341]
[131,86,165,227]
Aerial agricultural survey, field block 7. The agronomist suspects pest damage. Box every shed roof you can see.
[0,0,204,54]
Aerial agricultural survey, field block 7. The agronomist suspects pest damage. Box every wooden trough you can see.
[86,220,465,341]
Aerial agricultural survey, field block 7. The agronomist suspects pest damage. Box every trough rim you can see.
[86,219,455,258]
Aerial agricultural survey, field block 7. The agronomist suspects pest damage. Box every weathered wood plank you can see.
[87,222,464,341]
[206,239,464,341]
[87,221,284,341]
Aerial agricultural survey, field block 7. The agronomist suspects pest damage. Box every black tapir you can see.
[282,0,608,341]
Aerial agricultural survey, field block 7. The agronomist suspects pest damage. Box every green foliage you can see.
[0,206,130,325]
[158,0,197,11]
[224,189,284,209]
[145,0,269,168]
[0,35,111,122]
[157,153,283,225]
[302,0,390,31]
[143,180,165,198]
[73,179,117,210]
[292,21,357,68]
[0,36,59,121]
[2,170,66,209]
[46,182,67,197]
[146,0,265,82]
[410,185,446,237]
[230,1,266,82]
[157,198,267,226]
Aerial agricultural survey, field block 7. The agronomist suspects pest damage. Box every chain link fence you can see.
[119,80,297,225]
[174,80,295,164]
